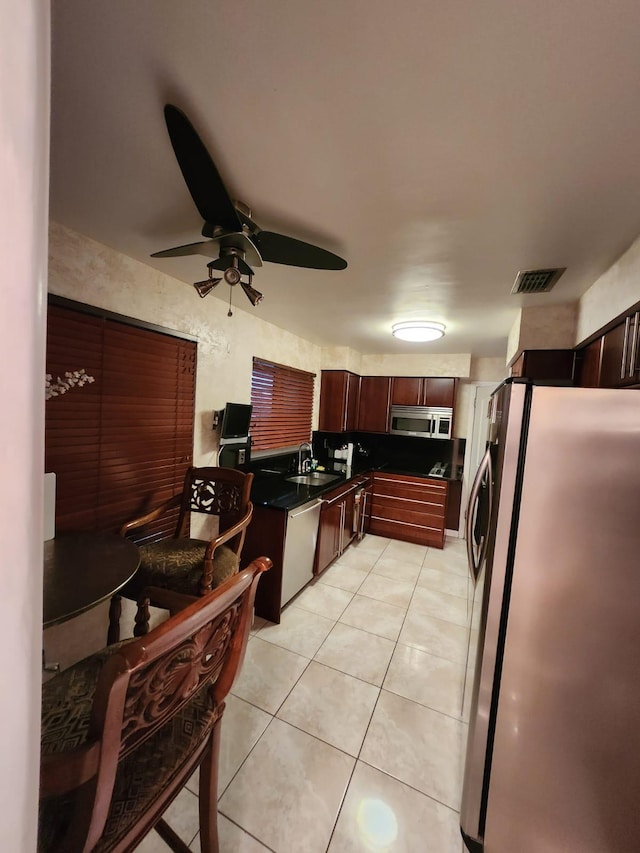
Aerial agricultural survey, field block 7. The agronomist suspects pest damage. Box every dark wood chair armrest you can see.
[203,502,254,560]
[137,586,197,616]
[119,494,182,535]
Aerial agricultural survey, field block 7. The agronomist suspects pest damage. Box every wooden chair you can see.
[110,466,254,642]
[39,556,271,853]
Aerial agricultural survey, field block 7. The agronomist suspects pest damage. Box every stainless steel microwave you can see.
[389,405,453,439]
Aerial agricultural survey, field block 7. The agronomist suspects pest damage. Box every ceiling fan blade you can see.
[253,231,347,270]
[150,240,222,259]
[164,104,242,233]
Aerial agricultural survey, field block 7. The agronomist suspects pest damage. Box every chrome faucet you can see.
[298,441,312,474]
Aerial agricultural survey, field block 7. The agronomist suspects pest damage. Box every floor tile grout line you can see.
[227,536,469,852]
[217,713,278,804]
[376,684,468,725]
[323,756,360,853]
[217,815,278,853]
[356,755,464,816]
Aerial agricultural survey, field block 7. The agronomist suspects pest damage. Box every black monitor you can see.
[220,402,252,440]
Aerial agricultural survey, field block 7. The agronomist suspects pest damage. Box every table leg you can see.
[108,594,121,645]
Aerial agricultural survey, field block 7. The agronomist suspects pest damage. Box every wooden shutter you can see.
[45,303,196,543]
[251,358,315,451]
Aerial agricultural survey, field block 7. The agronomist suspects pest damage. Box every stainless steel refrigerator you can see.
[460,379,640,853]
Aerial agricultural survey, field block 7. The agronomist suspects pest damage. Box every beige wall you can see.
[360,352,471,378]
[321,346,362,373]
[506,303,578,364]
[49,223,325,465]
[576,235,640,343]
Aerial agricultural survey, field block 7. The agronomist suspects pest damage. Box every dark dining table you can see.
[43,531,140,630]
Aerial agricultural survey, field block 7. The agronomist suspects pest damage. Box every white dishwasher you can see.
[280,497,323,606]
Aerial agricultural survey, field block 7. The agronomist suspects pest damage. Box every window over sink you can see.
[250,357,315,452]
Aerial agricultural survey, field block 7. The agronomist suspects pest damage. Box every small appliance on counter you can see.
[428,461,449,478]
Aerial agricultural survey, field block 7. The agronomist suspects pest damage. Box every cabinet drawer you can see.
[371,507,445,528]
[371,494,445,519]
[369,517,445,547]
[374,474,447,503]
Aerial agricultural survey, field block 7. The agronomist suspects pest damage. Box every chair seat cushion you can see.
[123,539,239,599]
[39,646,220,852]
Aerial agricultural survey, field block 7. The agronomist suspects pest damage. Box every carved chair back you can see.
[41,557,270,852]
[175,466,254,555]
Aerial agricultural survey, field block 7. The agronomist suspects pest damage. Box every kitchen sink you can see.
[286,472,341,486]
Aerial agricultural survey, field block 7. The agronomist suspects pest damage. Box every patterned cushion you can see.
[39,647,220,852]
[41,642,129,759]
[123,539,239,599]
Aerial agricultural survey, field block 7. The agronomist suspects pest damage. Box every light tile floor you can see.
[134,535,471,853]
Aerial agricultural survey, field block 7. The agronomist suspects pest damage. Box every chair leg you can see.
[107,594,121,645]
[198,713,223,853]
[134,595,151,637]
[154,819,192,853]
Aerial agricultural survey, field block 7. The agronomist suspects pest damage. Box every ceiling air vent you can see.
[511,267,566,295]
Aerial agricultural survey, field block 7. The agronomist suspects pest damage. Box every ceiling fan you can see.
[151,104,347,310]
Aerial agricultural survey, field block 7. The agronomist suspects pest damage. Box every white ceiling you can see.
[50,0,640,357]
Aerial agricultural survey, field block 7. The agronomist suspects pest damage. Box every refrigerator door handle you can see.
[466,447,493,583]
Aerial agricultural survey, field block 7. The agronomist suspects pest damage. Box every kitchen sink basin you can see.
[286,472,341,486]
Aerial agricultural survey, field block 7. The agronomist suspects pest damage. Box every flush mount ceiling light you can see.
[392,321,446,342]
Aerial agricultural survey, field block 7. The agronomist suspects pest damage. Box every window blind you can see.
[250,357,315,451]
[45,303,196,543]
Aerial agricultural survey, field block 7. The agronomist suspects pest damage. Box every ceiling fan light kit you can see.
[392,321,446,342]
[153,104,347,311]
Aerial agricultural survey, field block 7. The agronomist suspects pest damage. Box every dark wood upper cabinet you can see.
[509,350,575,382]
[424,377,457,408]
[390,376,457,408]
[598,314,640,388]
[357,376,391,432]
[318,370,360,432]
[576,338,603,388]
[599,321,628,388]
[390,376,422,406]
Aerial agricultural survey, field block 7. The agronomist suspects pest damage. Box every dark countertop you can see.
[250,465,461,511]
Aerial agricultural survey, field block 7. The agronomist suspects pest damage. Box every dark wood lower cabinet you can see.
[369,472,448,548]
[315,500,342,575]
[314,479,364,575]
[240,506,287,624]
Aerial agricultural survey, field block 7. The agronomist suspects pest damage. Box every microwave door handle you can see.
[465,447,492,583]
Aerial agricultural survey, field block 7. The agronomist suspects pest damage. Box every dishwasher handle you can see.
[289,498,323,519]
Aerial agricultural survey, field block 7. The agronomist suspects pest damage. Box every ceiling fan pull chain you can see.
[227,286,233,317]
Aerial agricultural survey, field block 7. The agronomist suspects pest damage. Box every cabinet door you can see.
[623,311,640,384]
[598,314,640,388]
[357,376,391,432]
[422,377,456,408]
[599,322,627,388]
[319,371,358,431]
[514,350,575,382]
[341,490,356,550]
[577,338,603,388]
[314,501,342,575]
[391,377,422,406]
[345,371,360,430]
